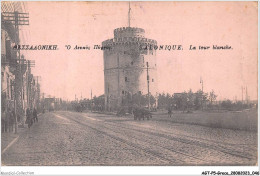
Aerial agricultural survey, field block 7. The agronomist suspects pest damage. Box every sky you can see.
[17,1,258,101]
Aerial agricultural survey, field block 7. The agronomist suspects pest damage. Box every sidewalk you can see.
[1,113,42,154]
[1,126,27,154]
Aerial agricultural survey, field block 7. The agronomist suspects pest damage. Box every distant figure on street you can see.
[30,108,34,125]
[26,108,32,128]
[33,108,38,123]
[1,107,6,133]
[9,108,15,132]
[168,106,173,118]
[6,108,11,132]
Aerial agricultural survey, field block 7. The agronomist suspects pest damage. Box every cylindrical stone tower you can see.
[102,27,157,111]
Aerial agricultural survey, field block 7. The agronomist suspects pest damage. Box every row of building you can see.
[1,2,41,126]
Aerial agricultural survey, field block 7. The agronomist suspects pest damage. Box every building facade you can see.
[1,15,17,113]
[102,27,158,111]
[1,2,41,126]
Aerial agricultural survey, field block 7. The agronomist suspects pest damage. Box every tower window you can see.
[152,79,154,82]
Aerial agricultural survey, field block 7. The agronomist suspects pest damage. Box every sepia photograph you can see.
[1,0,258,174]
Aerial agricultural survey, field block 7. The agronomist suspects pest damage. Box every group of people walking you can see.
[1,106,39,132]
[1,107,16,133]
[26,107,38,128]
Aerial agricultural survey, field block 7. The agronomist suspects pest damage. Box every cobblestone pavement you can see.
[1,111,257,166]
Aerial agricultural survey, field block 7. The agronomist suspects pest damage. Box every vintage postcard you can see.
[1,0,258,175]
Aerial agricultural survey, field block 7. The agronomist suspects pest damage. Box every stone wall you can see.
[103,27,157,110]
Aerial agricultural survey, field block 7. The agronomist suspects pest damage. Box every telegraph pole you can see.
[200,77,204,110]
[34,76,41,110]
[2,11,29,133]
[200,77,204,93]
[147,62,150,110]
[128,1,131,27]
[27,60,35,109]
[91,89,93,112]
[246,86,248,105]
[242,86,244,104]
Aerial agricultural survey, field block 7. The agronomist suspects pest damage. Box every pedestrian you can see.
[6,108,11,132]
[30,108,34,125]
[1,107,6,133]
[33,108,38,123]
[9,108,15,132]
[168,106,173,118]
[26,108,32,128]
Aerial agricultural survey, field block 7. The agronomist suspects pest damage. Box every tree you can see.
[209,90,217,105]
[187,89,195,111]
[158,93,167,108]
[221,100,232,110]
[173,93,182,110]
[180,91,188,112]
[194,90,203,110]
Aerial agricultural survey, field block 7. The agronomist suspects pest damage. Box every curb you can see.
[2,113,44,155]
[1,136,19,155]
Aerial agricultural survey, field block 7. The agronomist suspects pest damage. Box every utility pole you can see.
[128,1,131,27]
[2,11,29,133]
[242,86,244,104]
[200,77,204,93]
[42,93,45,112]
[200,77,204,110]
[91,89,93,112]
[37,76,39,109]
[27,60,35,109]
[147,62,150,110]
[117,54,120,109]
[35,76,41,110]
[246,86,248,105]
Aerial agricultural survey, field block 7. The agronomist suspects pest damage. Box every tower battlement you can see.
[102,37,157,47]
[114,27,145,38]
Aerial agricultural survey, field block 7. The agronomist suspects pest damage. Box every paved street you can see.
[1,111,257,166]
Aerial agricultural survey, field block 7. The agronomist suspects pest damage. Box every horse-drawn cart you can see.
[133,107,152,120]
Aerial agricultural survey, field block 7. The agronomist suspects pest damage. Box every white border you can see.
[1,0,259,175]
[1,166,259,175]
